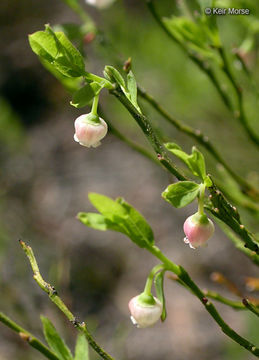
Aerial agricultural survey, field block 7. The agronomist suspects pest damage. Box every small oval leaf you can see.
[162,181,200,208]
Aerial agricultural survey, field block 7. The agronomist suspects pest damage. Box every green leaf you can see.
[163,16,221,61]
[162,181,200,208]
[40,57,82,93]
[29,31,58,63]
[70,82,102,108]
[80,193,154,248]
[50,29,85,77]
[190,147,206,180]
[104,66,126,89]
[41,316,73,360]
[127,71,137,106]
[74,333,89,360]
[88,193,127,219]
[154,271,167,321]
[165,143,207,181]
[29,25,85,78]
[78,212,126,233]
[204,175,212,187]
[165,142,181,151]
[116,197,154,245]
[126,70,142,112]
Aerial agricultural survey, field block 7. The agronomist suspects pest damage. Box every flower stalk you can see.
[148,245,259,357]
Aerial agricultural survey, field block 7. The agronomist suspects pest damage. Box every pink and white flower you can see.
[128,295,162,328]
[183,213,215,249]
[85,0,116,9]
[74,114,108,148]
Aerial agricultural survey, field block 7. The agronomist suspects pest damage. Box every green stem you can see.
[147,0,259,151]
[206,183,259,254]
[214,219,259,266]
[110,87,259,255]
[138,86,259,201]
[0,312,60,360]
[218,46,259,147]
[170,274,259,313]
[19,240,115,360]
[143,264,165,295]
[204,291,245,310]
[146,0,233,111]
[98,107,159,165]
[111,87,187,181]
[148,245,259,357]
[198,184,206,215]
[234,51,259,98]
[91,95,99,116]
[242,299,259,318]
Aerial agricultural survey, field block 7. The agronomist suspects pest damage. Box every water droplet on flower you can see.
[184,237,189,244]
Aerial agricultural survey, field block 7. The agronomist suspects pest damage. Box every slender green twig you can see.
[214,219,259,266]
[168,274,259,313]
[242,299,259,318]
[111,87,187,181]
[59,0,259,202]
[234,51,259,98]
[138,85,259,201]
[147,0,259,147]
[146,0,233,111]
[19,240,115,360]
[204,291,245,310]
[168,275,248,310]
[218,47,259,147]
[0,312,60,360]
[98,107,159,165]
[206,183,259,254]
[110,87,259,255]
[148,245,259,357]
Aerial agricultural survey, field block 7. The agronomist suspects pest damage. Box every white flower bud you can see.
[85,0,116,9]
[128,295,162,328]
[74,114,108,148]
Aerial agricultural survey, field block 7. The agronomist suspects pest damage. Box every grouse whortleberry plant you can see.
[2,2,259,360]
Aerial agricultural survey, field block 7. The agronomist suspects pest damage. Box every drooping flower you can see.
[85,0,116,9]
[74,113,108,148]
[128,294,162,328]
[183,212,215,249]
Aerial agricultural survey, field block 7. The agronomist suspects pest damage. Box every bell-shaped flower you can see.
[74,113,108,148]
[183,212,215,249]
[128,294,162,328]
[85,0,116,9]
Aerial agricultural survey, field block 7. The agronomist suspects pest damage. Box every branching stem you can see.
[110,87,259,255]
[138,86,259,201]
[0,312,60,360]
[148,245,259,357]
[19,240,115,360]
[146,0,259,147]
[218,47,259,147]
